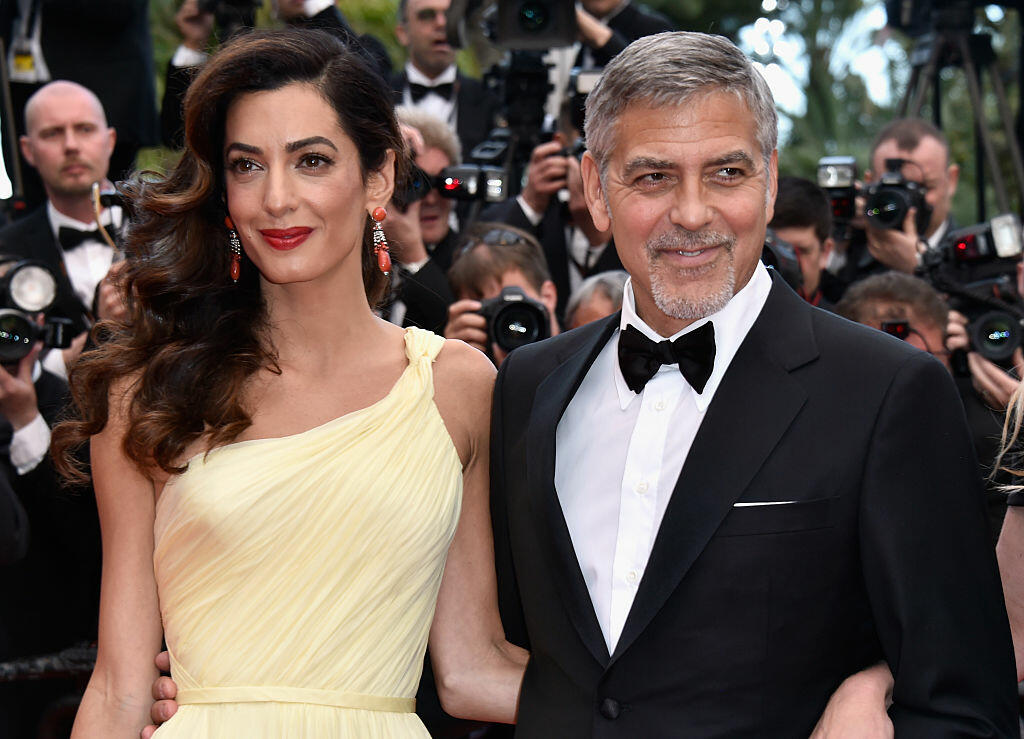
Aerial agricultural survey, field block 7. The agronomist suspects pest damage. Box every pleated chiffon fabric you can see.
[152,328,462,737]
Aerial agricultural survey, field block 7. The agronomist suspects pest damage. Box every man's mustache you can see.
[646,229,736,253]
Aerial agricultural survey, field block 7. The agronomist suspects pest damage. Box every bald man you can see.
[0,80,126,379]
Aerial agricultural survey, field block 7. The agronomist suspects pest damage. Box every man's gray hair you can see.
[565,270,629,327]
[584,32,778,181]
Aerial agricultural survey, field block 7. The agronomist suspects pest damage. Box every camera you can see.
[863,157,932,234]
[396,164,508,210]
[0,257,73,364]
[478,286,551,353]
[919,214,1024,365]
[817,155,857,239]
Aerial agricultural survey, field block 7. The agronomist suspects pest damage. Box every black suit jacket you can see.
[481,198,622,324]
[0,207,92,335]
[391,71,499,159]
[491,271,1017,737]
[576,1,675,67]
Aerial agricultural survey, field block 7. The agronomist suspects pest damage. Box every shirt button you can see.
[654,399,666,411]
[626,570,639,584]
[635,481,649,495]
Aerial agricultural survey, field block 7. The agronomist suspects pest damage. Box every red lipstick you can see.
[259,227,313,251]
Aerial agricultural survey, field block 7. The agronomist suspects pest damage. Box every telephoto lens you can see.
[478,286,551,353]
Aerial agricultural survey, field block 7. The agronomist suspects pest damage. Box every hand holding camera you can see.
[521,136,568,215]
[445,299,492,358]
[947,309,1024,409]
[0,342,42,431]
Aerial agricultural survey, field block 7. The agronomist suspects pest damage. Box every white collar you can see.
[614,261,773,412]
[47,200,120,240]
[405,62,457,87]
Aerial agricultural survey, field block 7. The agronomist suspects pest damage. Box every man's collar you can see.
[47,200,120,240]
[405,62,457,87]
[600,0,631,22]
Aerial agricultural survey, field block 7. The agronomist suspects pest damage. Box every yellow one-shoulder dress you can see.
[152,328,461,737]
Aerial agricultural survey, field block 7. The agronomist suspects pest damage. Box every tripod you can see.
[900,26,1024,220]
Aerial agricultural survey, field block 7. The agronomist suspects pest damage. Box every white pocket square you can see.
[733,500,799,507]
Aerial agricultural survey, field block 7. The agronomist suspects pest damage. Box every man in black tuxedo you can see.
[0,0,157,207]
[0,81,126,381]
[490,32,1017,736]
[574,0,674,69]
[392,0,498,158]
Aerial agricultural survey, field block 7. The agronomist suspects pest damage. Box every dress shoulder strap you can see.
[403,326,446,364]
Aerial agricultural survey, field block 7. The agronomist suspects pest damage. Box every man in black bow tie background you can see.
[392,0,498,158]
[0,80,127,381]
[490,31,1017,736]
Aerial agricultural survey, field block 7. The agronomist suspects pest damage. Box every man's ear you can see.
[947,162,960,198]
[366,149,397,212]
[19,136,34,169]
[395,23,409,48]
[540,279,558,315]
[581,151,610,232]
[820,237,834,269]
[764,149,779,221]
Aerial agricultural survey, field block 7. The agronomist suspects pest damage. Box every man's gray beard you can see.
[646,229,737,321]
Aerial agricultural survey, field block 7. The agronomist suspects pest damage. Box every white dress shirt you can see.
[554,262,772,651]
[42,202,119,380]
[403,62,458,130]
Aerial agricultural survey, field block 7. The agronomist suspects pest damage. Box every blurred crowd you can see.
[0,1,1021,737]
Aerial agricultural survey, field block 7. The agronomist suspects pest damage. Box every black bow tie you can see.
[57,226,105,251]
[617,322,717,395]
[409,82,454,103]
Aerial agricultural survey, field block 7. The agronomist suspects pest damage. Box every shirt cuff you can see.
[41,347,67,382]
[516,195,544,227]
[403,257,431,275]
[11,413,50,475]
[171,44,209,68]
[303,0,336,16]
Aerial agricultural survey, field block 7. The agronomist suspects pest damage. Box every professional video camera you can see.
[478,285,551,354]
[0,257,73,364]
[863,157,932,234]
[919,214,1024,364]
[198,0,260,43]
[817,156,857,240]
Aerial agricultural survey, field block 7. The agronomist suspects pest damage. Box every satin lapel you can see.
[611,276,816,660]
[24,211,87,319]
[525,314,619,666]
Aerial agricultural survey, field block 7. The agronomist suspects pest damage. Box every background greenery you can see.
[145,0,1022,227]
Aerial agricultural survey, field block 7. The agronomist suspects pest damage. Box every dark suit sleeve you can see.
[0,464,29,565]
[490,351,529,650]
[160,60,196,149]
[398,261,455,335]
[859,353,1018,735]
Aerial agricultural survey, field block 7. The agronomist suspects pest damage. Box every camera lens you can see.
[492,303,543,352]
[517,1,549,32]
[865,188,910,229]
[969,310,1020,362]
[0,310,36,364]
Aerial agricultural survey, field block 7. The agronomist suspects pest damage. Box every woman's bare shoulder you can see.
[432,339,496,465]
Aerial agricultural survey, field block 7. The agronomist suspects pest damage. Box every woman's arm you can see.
[429,341,528,723]
[997,506,1024,681]
[810,663,894,738]
[71,381,164,738]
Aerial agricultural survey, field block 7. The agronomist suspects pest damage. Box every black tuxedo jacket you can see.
[0,207,92,335]
[491,271,1017,737]
[576,1,675,67]
[481,198,623,324]
[391,71,498,159]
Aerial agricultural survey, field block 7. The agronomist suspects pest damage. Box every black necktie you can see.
[617,322,717,395]
[409,82,454,103]
[58,226,103,251]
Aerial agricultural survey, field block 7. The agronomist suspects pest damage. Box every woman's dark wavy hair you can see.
[53,28,406,481]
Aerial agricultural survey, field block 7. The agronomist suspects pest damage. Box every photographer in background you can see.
[0,342,101,738]
[769,176,836,310]
[392,0,498,157]
[564,269,628,330]
[482,131,620,324]
[837,271,1009,540]
[0,81,127,380]
[837,118,959,287]
[444,224,559,366]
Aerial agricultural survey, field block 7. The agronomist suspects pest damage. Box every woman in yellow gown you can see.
[55,29,527,737]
